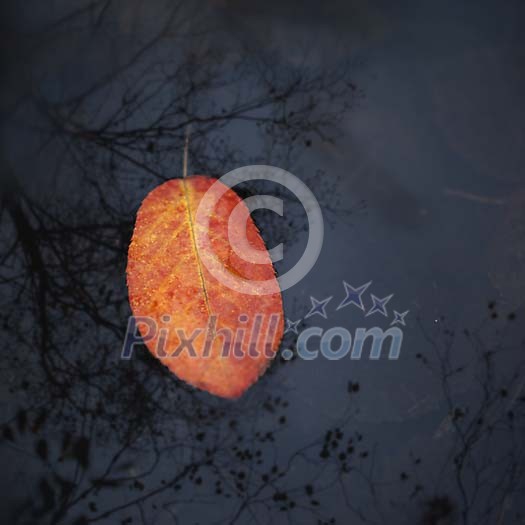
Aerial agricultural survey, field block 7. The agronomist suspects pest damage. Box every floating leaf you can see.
[127,175,284,398]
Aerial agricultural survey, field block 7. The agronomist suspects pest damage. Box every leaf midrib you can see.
[181,177,213,318]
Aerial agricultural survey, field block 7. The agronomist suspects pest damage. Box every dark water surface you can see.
[1,1,524,524]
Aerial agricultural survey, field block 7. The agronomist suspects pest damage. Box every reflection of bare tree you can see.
[404,308,525,525]
[2,3,523,525]
[0,2,362,524]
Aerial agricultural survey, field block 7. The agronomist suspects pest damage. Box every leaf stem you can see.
[183,125,191,178]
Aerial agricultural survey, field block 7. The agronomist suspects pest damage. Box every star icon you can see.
[337,281,372,311]
[284,318,301,334]
[305,296,332,319]
[366,294,393,317]
[391,310,409,326]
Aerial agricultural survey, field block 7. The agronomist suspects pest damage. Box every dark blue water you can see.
[1,1,524,524]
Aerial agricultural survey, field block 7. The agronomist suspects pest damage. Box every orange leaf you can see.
[127,175,284,399]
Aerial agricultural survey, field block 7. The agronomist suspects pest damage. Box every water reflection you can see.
[1,1,524,524]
